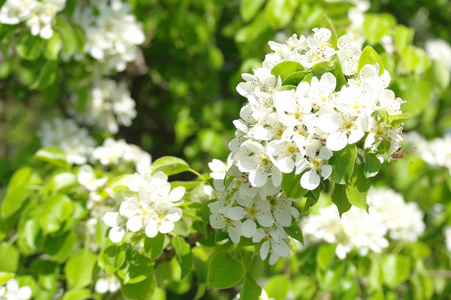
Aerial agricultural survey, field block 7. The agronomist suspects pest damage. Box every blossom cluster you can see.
[0,279,32,300]
[404,131,451,173]
[69,78,137,134]
[73,0,145,72]
[38,118,151,172]
[425,39,451,70]
[302,187,425,259]
[38,118,96,165]
[103,171,185,243]
[208,28,405,264]
[0,0,65,39]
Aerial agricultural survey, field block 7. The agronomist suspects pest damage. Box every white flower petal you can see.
[260,240,270,260]
[242,219,257,238]
[109,226,125,243]
[326,132,348,151]
[126,216,143,232]
[301,169,320,190]
[103,212,119,227]
[169,186,186,202]
[159,221,174,234]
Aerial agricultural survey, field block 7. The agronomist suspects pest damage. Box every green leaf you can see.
[265,0,296,29]
[281,171,308,199]
[55,16,77,56]
[331,184,351,217]
[151,156,190,176]
[332,55,347,90]
[16,32,44,60]
[122,274,156,300]
[364,152,381,178]
[172,236,193,278]
[283,221,304,244]
[34,147,70,169]
[240,0,265,22]
[316,244,337,270]
[387,113,411,126]
[266,275,290,300]
[345,164,370,211]
[394,25,413,50]
[207,250,244,289]
[358,46,385,76]
[144,233,166,260]
[98,245,126,273]
[282,71,312,86]
[399,78,430,117]
[45,32,62,60]
[240,275,261,300]
[329,144,357,184]
[40,194,73,234]
[0,243,19,273]
[363,13,396,45]
[65,249,96,289]
[44,231,77,263]
[32,60,57,90]
[381,254,410,288]
[275,85,297,91]
[0,272,14,285]
[31,260,59,291]
[427,59,451,94]
[320,16,338,49]
[47,172,77,193]
[1,167,38,218]
[117,250,153,284]
[62,289,91,300]
[271,61,305,82]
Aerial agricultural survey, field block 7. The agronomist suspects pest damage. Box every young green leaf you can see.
[345,164,370,212]
[98,245,127,273]
[358,46,385,76]
[364,152,382,178]
[320,16,338,49]
[241,275,261,300]
[65,249,97,289]
[207,250,244,289]
[271,61,305,82]
[144,233,166,260]
[151,156,190,176]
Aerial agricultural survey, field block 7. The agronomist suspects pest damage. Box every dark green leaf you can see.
[284,221,304,244]
[44,231,77,263]
[172,236,193,278]
[364,152,381,178]
[282,71,311,86]
[122,274,156,300]
[329,144,357,185]
[331,184,351,217]
[240,275,261,300]
[281,171,308,199]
